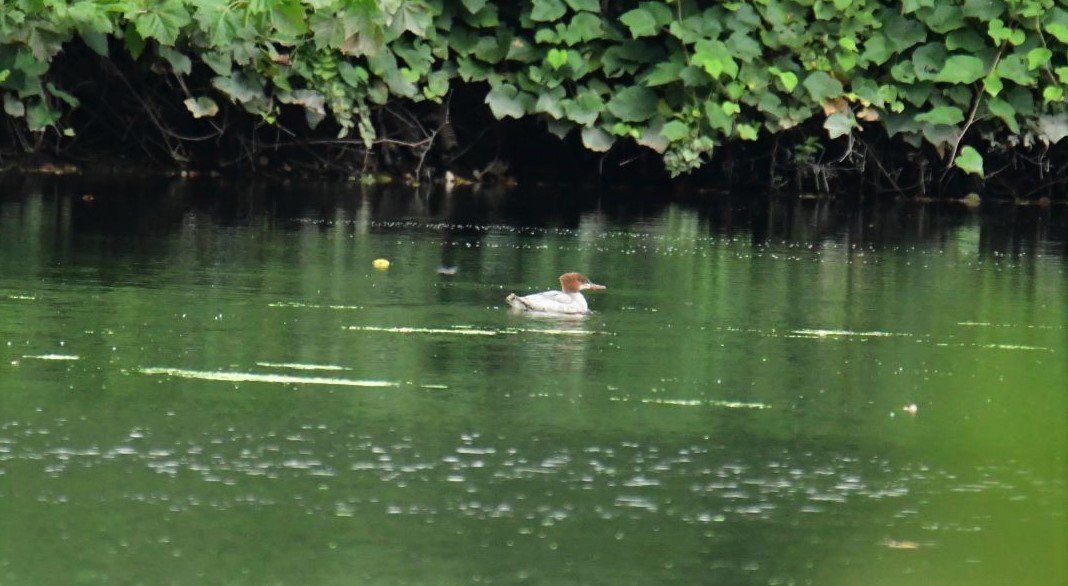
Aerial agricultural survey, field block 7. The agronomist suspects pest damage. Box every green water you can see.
[1,177,1066,585]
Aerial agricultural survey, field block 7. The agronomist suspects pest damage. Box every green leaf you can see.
[504,37,537,63]
[565,0,600,11]
[619,7,659,38]
[606,86,658,122]
[535,85,567,118]
[563,90,604,125]
[27,100,60,131]
[1027,48,1052,71]
[543,119,570,140]
[201,51,232,76]
[802,71,843,102]
[824,111,857,139]
[777,70,799,92]
[461,0,488,13]
[636,118,669,152]
[727,31,762,61]
[861,33,894,65]
[212,73,264,104]
[339,62,369,87]
[473,35,507,63]
[394,40,434,72]
[581,126,615,152]
[995,54,1036,86]
[919,4,964,33]
[390,2,433,37]
[271,0,309,39]
[563,13,603,44]
[1046,22,1068,44]
[736,123,758,140]
[945,29,985,52]
[704,100,733,132]
[485,83,530,119]
[660,119,692,141]
[983,73,1003,97]
[183,96,219,118]
[954,146,984,176]
[193,1,242,48]
[986,97,1019,133]
[603,41,663,77]
[884,12,927,52]
[912,43,948,81]
[642,61,684,86]
[4,94,25,118]
[123,24,145,59]
[368,50,418,97]
[158,46,192,76]
[456,56,490,81]
[79,31,109,56]
[693,40,738,80]
[1043,86,1064,104]
[915,106,965,125]
[546,48,568,70]
[424,70,449,101]
[932,55,986,84]
[531,0,567,21]
[134,0,191,46]
[69,1,114,34]
[962,0,1005,19]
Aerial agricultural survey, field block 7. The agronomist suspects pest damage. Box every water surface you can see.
[1,176,1066,584]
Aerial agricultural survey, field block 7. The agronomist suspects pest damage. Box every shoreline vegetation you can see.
[2,1,1068,200]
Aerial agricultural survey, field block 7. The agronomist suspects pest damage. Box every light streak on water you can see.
[137,367,398,387]
[346,325,597,336]
[254,362,350,371]
[791,329,907,338]
[268,301,365,310]
[347,325,498,336]
[608,396,772,409]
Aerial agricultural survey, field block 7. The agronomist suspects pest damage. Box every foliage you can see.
[2,0,1068,180]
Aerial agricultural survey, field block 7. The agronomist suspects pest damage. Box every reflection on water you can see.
[0,174,1066,584]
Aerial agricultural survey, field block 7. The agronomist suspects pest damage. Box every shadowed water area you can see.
[1,175,1066,585]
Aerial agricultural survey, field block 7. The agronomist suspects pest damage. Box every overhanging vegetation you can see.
[2,0,1068,197]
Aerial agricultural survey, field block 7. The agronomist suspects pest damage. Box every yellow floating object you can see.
[372,258,391,270]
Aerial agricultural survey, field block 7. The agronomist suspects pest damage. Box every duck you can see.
[505,272,606,314]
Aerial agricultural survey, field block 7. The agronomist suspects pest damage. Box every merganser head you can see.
[559,272,606,293]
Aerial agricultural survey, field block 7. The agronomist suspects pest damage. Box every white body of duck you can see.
[505,272,606,315]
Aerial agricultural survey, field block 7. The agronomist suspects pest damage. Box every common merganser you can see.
[505,272,606,314]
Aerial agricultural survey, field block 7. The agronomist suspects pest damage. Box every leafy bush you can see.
[2,0,1068,181]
